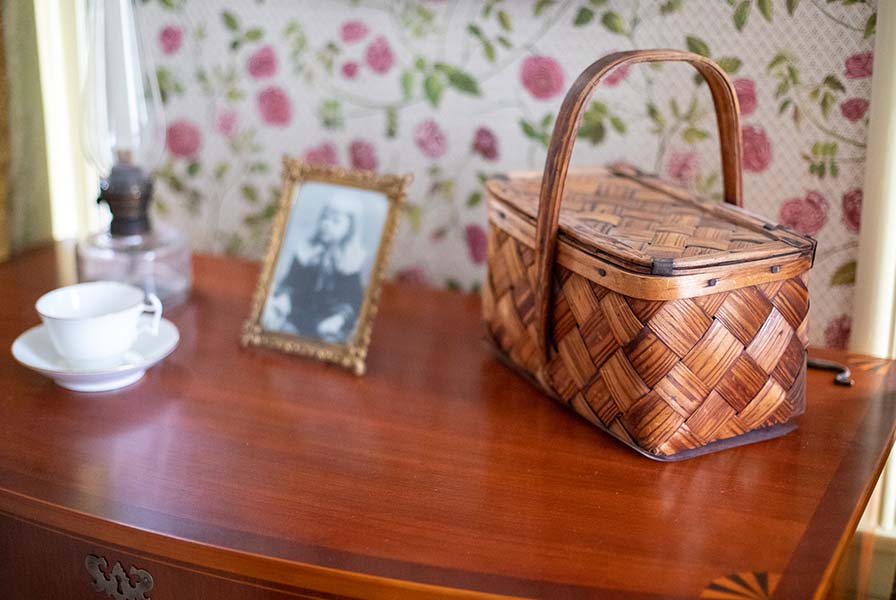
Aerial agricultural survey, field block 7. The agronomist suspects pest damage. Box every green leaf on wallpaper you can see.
[497,36,512,49]
[610,115,626,134]
[660,0,683,14]
[820,92,835,118]
[156,67,183,104]
[445,279,462,292]
[601,11,626,34]
[683,127,710,143]
[578,102,608,144]
[424,73,445,106]
[241,184,260,204]
[386,108,398,138]
[574,7,595,26]
[497,10,513,31]
[213,162,229,181]
[482,39,497,62]
[733,1,751,31]
[224,234,243,256]
[186,161,201,176]
[786,0,800,16]
[318,99,343,129]
[249,162,269,174]
[685,36,710,58]
[401,71,415,100]
[519,119,550,147]
[244,28,263,41]
[823,75,845,93]
[442,67,481,96]
[222,11,239,32]
[757,0,772,21]
[864,13,876,38]
[403,203,423,231]
[716,57,743,74]
[589,0,607,5]
[579,121,606,145]
[647,102,665,132]
[830,261,856,286]
[467,191,482,207]
[767,52,788,71]
[533,0,556,17]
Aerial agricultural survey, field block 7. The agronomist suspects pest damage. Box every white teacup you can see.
[36,281,162,369]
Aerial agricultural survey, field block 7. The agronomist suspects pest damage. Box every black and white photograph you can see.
[243,160,410,374]
[261,181,389,344]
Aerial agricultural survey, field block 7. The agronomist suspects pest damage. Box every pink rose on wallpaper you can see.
[778,190,829,236]
[395,267,428,286]
[741,125,772,173]
[520,55,564,100]
[465,224,488,264]
[341,61,360,79]
[603,64,630,86]
[349,139,378,171]
[734,78,757,116]
[304,142,339,167]
[840,98,869,122]
[159,25,183,55]
[215,108,239,138]
[845,52,873,79]
[414,119,447,159]
[257,86,292,126]
[472,127,499,161]
[165,119,201,157]
[824,315,852,350]
[248,45,277,79]
[340,20,369,44]
[842,188,863,232]
[365,36,394,74]
[665,149,700,184]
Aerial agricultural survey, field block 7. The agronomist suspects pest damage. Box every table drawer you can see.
[0,513,330,600]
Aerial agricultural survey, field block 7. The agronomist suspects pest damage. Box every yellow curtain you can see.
[0,2,9,260]
[2,0,53,256]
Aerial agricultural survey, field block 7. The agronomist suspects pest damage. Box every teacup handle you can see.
[138,293,163,336]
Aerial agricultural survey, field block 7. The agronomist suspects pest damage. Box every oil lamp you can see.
[78,0,191,307]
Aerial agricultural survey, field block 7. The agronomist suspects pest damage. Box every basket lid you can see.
[487,165,816,277]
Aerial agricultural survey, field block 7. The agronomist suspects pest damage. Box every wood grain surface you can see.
[0,243,893,599]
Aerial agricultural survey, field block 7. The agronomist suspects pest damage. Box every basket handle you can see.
[533,49,744,360]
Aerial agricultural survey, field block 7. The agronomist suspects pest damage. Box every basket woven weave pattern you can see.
[489,173,803,271]
[484,228,809,457]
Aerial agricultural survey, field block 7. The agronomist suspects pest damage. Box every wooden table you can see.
[0,244,894,599]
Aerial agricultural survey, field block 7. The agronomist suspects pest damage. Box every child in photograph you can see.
[266,194,365,342]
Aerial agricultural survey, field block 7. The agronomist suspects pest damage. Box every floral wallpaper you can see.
[141,0,876,348]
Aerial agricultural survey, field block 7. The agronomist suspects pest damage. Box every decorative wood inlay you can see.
[85,555,154,600]
[700,571,780,599]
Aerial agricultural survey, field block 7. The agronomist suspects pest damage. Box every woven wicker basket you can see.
[483,50,817,460]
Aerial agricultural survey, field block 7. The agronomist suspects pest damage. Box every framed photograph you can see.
[241,159,411,375]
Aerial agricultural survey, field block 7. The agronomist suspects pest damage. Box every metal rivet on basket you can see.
[707,278,719,287]
[771,265,781,273]
[597,268,607,277]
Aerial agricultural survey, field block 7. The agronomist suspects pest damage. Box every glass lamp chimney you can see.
[81,0,164,235]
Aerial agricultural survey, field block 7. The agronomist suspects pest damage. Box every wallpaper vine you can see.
[141,0,876,348]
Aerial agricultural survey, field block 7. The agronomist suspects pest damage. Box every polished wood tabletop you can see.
[0,243,894,599]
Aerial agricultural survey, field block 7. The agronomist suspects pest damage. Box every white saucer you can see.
[11,317,180,392]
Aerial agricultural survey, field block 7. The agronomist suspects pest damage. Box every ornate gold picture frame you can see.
[241,158,411,375]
